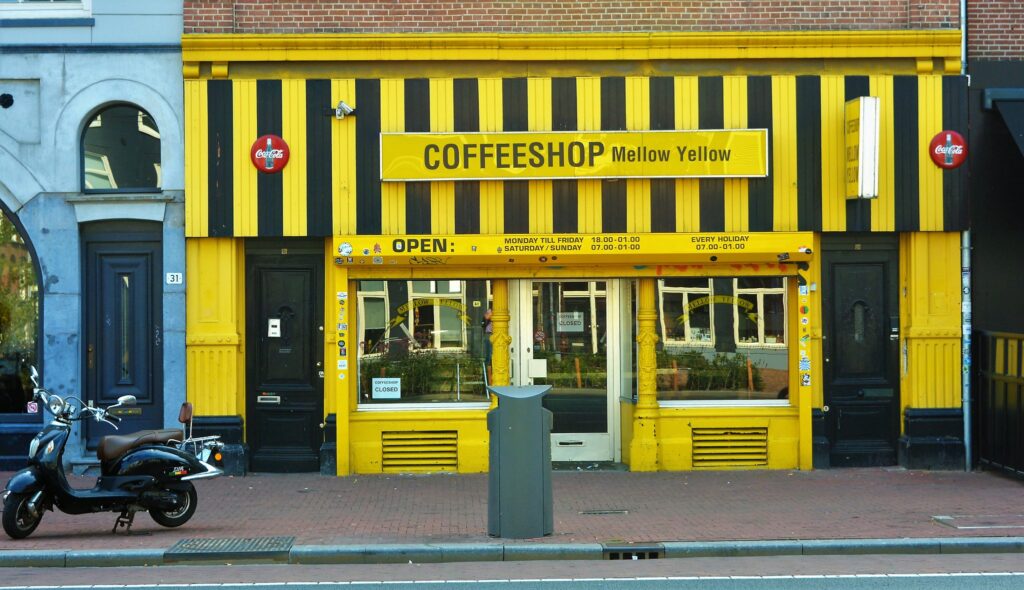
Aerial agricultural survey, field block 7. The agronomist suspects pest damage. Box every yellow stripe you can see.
[184,80,209,237]
[431,78,455,234]
[918,75,944,231]
[281,79,307,236]
[577,76,602,233]
[675,76,700,232]
[871,75,895,231]
[626,76,650,232]
[231,79,257,236]
[528,78,552,233]
[333,79,357,235]
[819,75,845,231]
[380,79,406,234]
[479,78,504,234]
[772,75,798,231]
[723,76,749,232]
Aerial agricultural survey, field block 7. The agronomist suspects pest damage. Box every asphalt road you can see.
[2,554,1024,589]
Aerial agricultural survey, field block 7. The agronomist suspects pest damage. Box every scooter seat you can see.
[97,429,184,462]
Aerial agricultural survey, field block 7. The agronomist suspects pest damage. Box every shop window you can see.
[656,275,789,405]
[0,0,91,19]
[357,279,490,405]
[81,105,161,193]
[0,208,39,415]
[734,277,787,346]
[658,278,714,346]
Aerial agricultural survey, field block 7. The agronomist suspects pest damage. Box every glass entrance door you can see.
[515,280,619,462]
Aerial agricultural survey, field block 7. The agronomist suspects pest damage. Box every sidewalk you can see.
[2,468,1023,566]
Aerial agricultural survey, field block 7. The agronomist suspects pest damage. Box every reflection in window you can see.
[82,105,161,192]
[119,274,131,382]
[0,210,38,414]
[358,279,490,404]
[655,275,789,404]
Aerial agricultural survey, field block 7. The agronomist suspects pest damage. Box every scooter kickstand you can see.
[112,510,135,534]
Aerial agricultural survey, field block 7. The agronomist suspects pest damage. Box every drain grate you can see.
[603,542,665,560]
[166,536,295,562]
[580,509,629,515]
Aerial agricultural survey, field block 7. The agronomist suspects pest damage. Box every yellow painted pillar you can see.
[630,278,660,471]
[489,280,511,408]
[330,266,351,476]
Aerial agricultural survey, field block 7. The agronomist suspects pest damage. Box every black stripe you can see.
[404,79,430,132]
[355,79,382,235]
[502,78,529,231]
[747,75,774,232]
[699,77,725,232]
[893,76,920,232]
[256,80,283,237]
[405,183,431,234]
[502,78,528,132]
[650,77,676,232]
[454,79,480,234]
[601,77,626,232]
[306,79,333,237]
[206,80,233,237]
[551,78,578,233]
[844,76,872,232]
[943,75,968,231]
[796,76,822,232]
[404,79,432,233]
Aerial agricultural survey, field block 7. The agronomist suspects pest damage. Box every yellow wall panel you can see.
[430,78,456,234]
[528,78,553,234]
[723,76,749,232]
[349,411,491,474]
[379,79,406,234]
[819,75,846,232]
[625,77,650,232]
[333,79,357,235]
[282,79,308,236]
[656,410,800,471]
[871,75,895,232]
[772,76,799,231]
[901,232,962,411]
[918,75,945,231]
[578,77,602,233]
[232,80,258,237]
[186,238,244,416]
[184,80,209,237]
[675,77,701,232]
[479,78,504,234]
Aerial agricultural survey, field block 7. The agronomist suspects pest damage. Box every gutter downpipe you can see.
[960,0,973,472]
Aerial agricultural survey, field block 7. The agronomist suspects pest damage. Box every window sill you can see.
[357,402,491,412]
[0,17,93,27]
[659,399,792,408]
[68,191,174,203]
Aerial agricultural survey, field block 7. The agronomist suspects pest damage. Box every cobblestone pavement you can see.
[1,468,1022,551]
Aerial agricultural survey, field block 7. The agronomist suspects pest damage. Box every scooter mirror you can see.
[117,395,137,406]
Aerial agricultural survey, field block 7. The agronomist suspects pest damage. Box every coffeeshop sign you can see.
[380,130,768,181]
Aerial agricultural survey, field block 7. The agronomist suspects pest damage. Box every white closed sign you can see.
[371,377,402,400]
[557,311,584,332]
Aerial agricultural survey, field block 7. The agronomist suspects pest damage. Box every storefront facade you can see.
[182,32,967,474]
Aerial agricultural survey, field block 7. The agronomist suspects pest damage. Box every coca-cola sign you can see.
[928,130,967,170]
[250,134,290,174]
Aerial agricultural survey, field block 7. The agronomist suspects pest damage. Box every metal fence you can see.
[976,331,1024,477]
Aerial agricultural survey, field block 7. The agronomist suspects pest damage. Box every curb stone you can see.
[3,537,1024,567]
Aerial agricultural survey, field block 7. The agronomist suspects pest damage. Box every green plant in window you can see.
[657,350,764,392]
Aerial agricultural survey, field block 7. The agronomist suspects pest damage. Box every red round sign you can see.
[928,130,967,170]
[250,134,290,174]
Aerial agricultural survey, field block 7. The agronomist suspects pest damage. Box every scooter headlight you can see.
[47,395,64,416]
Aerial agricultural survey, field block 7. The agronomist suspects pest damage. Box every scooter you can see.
[2,367,222,539]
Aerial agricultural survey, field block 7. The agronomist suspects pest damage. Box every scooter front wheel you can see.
[149,483,198,528]
[3,492,44,539]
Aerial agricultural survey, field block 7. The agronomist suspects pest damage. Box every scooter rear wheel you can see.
[3,492,44,539]
[149,483,198,528]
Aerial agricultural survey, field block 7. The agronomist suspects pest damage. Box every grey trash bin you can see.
[487,385,554,538]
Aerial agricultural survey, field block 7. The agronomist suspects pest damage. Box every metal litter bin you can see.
[487,385,554,538]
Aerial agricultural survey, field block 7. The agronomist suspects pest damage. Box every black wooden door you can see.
[822,237,900,467]
[83,223,163,449]
[246,250,323,472]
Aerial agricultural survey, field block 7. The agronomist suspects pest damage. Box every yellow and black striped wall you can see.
[185,73,967,239]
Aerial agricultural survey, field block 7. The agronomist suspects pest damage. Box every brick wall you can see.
[969,1,1024,60]
[184,1,959,34]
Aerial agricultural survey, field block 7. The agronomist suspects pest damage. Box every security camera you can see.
[335,101,356,119]
[798,246,812,254]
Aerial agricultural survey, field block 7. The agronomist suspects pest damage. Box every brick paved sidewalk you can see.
[1,468,1022,552]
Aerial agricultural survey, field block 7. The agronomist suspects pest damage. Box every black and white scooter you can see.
[2,367,222,539]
